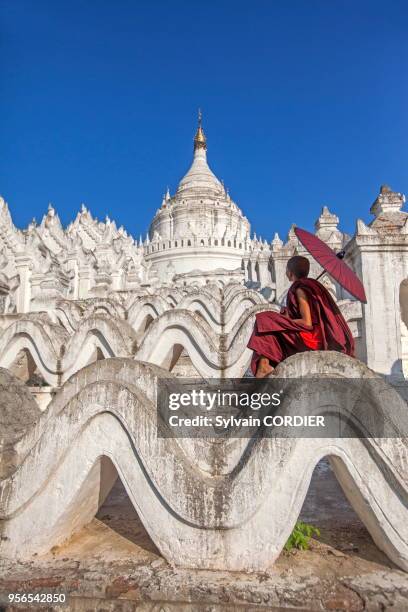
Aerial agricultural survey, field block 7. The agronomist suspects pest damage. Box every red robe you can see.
[248,278,355,375]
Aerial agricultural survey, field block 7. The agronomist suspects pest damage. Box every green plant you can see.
[284,521,320,551]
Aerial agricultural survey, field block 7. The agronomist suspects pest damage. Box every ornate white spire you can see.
[271,232,283,250]
[370,184,405,217]
[176,111,223,197]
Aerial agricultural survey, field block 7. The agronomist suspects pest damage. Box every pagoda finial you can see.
[194,108,207,151]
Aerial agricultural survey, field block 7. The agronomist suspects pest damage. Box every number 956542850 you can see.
[6,592,67,604]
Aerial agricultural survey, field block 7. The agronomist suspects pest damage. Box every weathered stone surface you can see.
[2,473,408,612]
[1,352,407,574]
[0,367,41,478]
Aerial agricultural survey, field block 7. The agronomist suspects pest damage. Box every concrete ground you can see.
[1,460,408,611]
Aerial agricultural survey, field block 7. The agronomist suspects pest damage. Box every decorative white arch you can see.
[1,353,407,573]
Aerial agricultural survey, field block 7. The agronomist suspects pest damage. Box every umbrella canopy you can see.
[294,227,367,303]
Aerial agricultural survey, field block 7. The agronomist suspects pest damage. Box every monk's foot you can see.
[255,364,275,378]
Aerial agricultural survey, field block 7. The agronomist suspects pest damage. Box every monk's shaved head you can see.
[286,256,310,279]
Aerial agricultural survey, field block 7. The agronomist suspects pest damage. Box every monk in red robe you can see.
[248,255,355,377]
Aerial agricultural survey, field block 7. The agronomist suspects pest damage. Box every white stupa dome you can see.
[145,114,251,285]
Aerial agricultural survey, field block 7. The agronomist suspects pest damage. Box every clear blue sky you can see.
[1,0,407,241]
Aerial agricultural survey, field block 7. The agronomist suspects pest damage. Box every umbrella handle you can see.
[315,249,346,281]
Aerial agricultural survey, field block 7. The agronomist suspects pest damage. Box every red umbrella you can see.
[294,227,367,303]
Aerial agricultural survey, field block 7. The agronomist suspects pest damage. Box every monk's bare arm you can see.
[290,288,313,329]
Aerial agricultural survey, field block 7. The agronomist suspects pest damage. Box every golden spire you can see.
[194,108,207,151]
